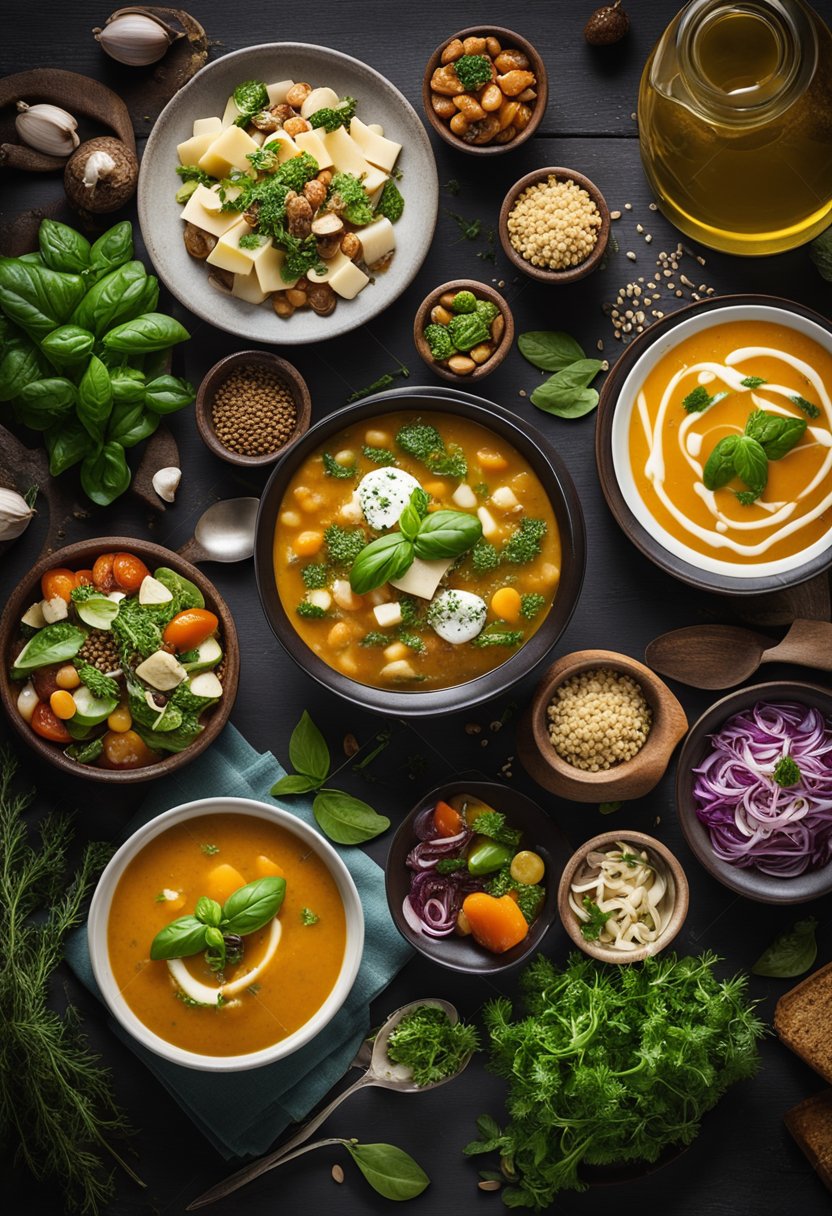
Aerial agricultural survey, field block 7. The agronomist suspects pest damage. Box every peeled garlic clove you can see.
[82,149,117,190]
[17,681,39,724]
[152,466,181,503]
[15,102,80,158]
[0,487,35,540]
[94,12,175,66]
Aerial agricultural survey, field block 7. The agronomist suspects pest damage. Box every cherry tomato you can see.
[113,552,151,592]
[163,609,219,653]
[41,567,75,603]
[31,701,71,743]
[92,553,117,592]
[99,729,158,770]
[32,663,63,701]
[74,569,94,588]
[434,799,463,838]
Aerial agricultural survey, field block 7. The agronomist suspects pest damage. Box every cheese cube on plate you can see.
[329,260,370,300]
[263,132,301,163]
[267,80,294,105]
[254,245,299,293]
[358,217,395,266]
[322,127,374,179]
[177,131,217,166]
[221,95,243,127]
[232,271,269,304]
[349,116,402,172]
[198,125,260,177]
[193,116,222,138]
[207,220,259,275]
[180,186,241,238]
[293,129,334,169]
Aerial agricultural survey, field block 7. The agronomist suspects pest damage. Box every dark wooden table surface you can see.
[4,2,832,1213]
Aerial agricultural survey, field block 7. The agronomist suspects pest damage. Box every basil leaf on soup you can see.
[149,915,209,961]
[313,789,391,845]
[222,876,286,936]
[194,897,223,928]
[752,917,818,978]
[350,534,414,594]
[345,1142,430,1202]
[288,709,330,785]
[732,435,768,495]
[703,435,739,490]
[413,509,482,559]
[745,410,807,460]
[518,330,586,372]
[398,488,430,542]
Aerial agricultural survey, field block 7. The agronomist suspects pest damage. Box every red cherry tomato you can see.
[113,552,151,592]
[162,609,219,653]
[31,701,71,743]
[74,569,94,588]
[41,567,75,603]
[92,553,117,592]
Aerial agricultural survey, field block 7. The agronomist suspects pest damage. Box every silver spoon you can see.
[186,998,471,1210]
[176,498,259,564]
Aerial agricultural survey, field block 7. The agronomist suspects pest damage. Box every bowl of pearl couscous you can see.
[498,167,610,283]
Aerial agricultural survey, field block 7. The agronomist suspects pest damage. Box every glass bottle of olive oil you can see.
[638,0,832,254]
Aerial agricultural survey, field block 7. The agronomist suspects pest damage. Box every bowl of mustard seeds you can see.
[195,350,312,468]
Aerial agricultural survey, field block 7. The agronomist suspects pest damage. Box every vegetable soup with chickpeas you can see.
[273,411,561,689]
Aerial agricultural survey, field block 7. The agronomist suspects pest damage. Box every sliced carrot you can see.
[205,863,246,905]
[433,799,463,838]
[491,586,522,622]
[462,892,529,954]
[255,854,285,878]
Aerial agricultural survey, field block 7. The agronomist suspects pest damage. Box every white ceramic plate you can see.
[611,303,832,580]
[138,43,438,344]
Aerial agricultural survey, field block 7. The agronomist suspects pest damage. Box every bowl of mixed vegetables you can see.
[385,780,572,974]
[0,538,238,782]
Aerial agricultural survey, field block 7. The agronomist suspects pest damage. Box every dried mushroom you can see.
[64,135,138,213]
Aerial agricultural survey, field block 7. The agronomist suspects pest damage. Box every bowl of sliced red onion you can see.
[384,779,572,973]
[676,682,832,904]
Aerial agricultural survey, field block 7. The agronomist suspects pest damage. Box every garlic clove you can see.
[15,102,80,158]
[82,149,117,190]
[0,487,35,540]
[152,466,181,503]
[94,12,175,66]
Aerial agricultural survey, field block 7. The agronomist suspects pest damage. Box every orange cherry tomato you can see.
[41,567,75,603]
[433,800,463,838]
[113,552,151,592]
[99,729,158,770]
[30,701,72,743]
[92,553,117,592]
[162,609,219,653]
[462,892,529,954]
[74,569,94,588]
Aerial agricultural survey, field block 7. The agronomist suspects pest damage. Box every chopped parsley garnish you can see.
[296,601,327,619]
[435,857,468,875]
[322,452,357,479]
[683,385,716,413]
[73,661,119,701]
[375,179,404,222]
[472,628,524,648]
[735,489,761,506]
[175,164,214,186]
[386,1003,479,1087]
[328,171,374,226]
[741,375,767,388]
[308,96,358,132]
[472,811,521,852]
[362,445,397,465]
[503,518,547,564]
[580,896,613,941]
[773,755,801,787]
[300,907,319,925]
[447,210,481,241]
[791,394,821,419]
[301,563,329,590]
[485,866,544,923]
[200,843,220,856]
[398,596,421,626]
[238,232,265,250]
[453,54,493,91]
[360,632,389,647]
[324,524,367,566]
[398,631,425,652]
[520,593,546,620]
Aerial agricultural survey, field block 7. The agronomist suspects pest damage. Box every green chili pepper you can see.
[467,838,514,877]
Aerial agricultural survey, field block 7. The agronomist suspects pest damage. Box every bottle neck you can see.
[674,0,817,125]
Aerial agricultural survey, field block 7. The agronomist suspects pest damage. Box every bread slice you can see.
[775,962,832,1083]
[785,1089,832,1192]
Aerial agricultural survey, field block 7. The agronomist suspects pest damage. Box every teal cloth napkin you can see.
[64,723,412,1159]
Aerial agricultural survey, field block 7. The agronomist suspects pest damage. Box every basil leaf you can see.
[222,876,286,935]
[752,917,818,978]
[530,359,603,418]
[703,435,739,490]
[38,219,91,275]
[15,377,77,431]
[102,312,190,353]
[313,789,391,845]
[70,261,147,337]
[518,330,585,371]
[110,367,146,405]
[144,374,195,415]
[288,709,330,784]
[350,533,414,594]
[40,324,96,365]
[194,897,223,928]
[77,356,113,443]
[0,259,86,339]
[733,435,768,495]
[0,322,48,402]
[150,915,209,961]
[89,221,134,280]
[154,567,204,609]
[345,1143,430,1202]
[745,410,807,460]
[11,621,87,677]
[413,509,482,559]
[398,489,428,542]
[80,440,131,506]
[270,773,322,795]
[45,419,92,476]
[106,400,160,448]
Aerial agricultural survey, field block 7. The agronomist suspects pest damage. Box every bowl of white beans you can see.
[557,830,689,964]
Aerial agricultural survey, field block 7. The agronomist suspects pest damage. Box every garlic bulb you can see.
[152,466,181,503]
[94,12,174,66]
[15,102,80,158]
[82,149,116,190]
[0,488,35,540]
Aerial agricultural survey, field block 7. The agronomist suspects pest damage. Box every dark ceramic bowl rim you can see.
[675,680,832,904]
[595,294,832,595]
[253,385,586,717]
[384,779,571,974]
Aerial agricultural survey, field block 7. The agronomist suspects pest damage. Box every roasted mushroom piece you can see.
[183,222,216,259]
[307,282,336,316]
[285,192,313,238]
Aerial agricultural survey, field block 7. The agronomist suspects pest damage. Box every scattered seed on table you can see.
[479,1179,502,1192]
[626,251,636,261]
[610,209,622,220]
[332,1164,344,1184]
[649,202,658,210]
[465,722,482,735]
[636,223,644,233]
[645,234,653,243]
[624,202,632,210]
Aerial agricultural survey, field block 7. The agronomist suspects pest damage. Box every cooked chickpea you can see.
[497,69,537,97]
[448,355,476,375]
[480,83,503,112]
[514,103,533,131]
[327,622,352,649]
[510,851,545,886]
[285,82,312,107]
[453,94,486,122]
[55,665,81,690]
[497,99,520,130]
[441,38,465,64]
[491,314,506,343]
[283,116,310,136]
[431,91,457,119]
[365,429,391,447]
[507,175,601,270]
[494,50,531,73]
[431,64,465,96]
[431,304,453,326]
[464,115,500,144]
[463,35,488,54]
[340,232,362,260]
[338,653,358,676]
[486,35,502,57]
[449,112,470,137]
[478,448,508,470]
[470,342,494,365]
[547,668,652,772]
[303,178,327,209]
[494,125,518,144]
[517,87,537,103]
[383,642,409,663]
[286,287,308,308]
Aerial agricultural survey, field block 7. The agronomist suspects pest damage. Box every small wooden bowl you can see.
[557,830,689,964]
[195,350,312,469]
[422,25,547,156]
[499,167,610,284]
[412,279,514,382]
[0,537,239,785]
[516,649,688,803]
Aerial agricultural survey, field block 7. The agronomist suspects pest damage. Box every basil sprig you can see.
[150,876,286,970]
[702,408,807,504]
[349,490,482,594]
[518,331,603,419]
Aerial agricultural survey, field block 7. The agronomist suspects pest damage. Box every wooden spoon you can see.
[645,620,832,689]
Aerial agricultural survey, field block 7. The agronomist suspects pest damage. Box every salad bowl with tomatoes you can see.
[0,538,238,783]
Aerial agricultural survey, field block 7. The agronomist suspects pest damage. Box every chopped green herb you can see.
[329,171,374,226]
[308,96,358,132]
[345,364,409,403]
[301,563,329,590]
[472,628,523,648]
[485,867,544,923]
[362,445,397,465]
[683,385,716,413]
[300,907,319,925]
[791,394,821,419]
[73,661,119,701]
[447,210,481,241]
[238,232,265,250]
[471,811,521,851]
[599,800,623,814]
[375,179,404,222]
[454,54,493,91]
[247,983,262,995]
[520,593,546,620]
[741,375,767,388]
[322,451,357,479]
[154,891,169,903]
[398,596,421,626]
[360,631,389,647]
[398,631,425,652]
[176,164,214,186]
[476,228,497,263]
[435,857,468,875]
[324,524,367,566]
[503,518,547,564]
[444,178,461,196]
[200,843,220,856]
[424,322,454,361]
[386,1003,479,1087]
[580,896,612,941]
[735,489,761,506]
[773,755,801,787]
[296,601,327,619]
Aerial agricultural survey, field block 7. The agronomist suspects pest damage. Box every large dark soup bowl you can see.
[254,387,586,717]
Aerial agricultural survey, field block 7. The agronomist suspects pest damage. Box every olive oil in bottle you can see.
[638,0,832,254]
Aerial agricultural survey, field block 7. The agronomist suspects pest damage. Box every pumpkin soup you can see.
[108,813,346,1055]
[273,411,561,690]
[627,319,832,573]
